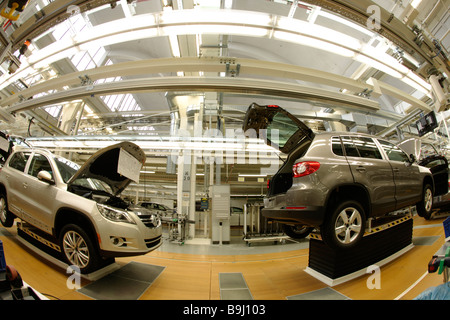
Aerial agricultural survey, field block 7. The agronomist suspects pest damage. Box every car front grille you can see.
[138,214,161,228]
[145,235,162,249]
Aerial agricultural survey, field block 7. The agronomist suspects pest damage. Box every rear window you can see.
[266,112,303,151]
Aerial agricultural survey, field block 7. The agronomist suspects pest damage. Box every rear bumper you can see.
[261,206,325,227]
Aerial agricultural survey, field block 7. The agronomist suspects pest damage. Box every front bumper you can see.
[96,214,162,258]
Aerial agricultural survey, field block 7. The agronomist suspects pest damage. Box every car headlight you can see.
[97,204,136,224]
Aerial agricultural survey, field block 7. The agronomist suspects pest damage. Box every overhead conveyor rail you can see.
[0,56,433,123]
[6,0,449,77]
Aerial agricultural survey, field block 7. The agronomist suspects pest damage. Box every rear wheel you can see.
[322,200,366,250]
[282,224,313,239]
[0,193,15,227]
[416,184,433,220]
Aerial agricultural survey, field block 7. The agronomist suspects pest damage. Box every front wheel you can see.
[0,193,15,227]
[282,224,313,239]
[321,200,366,250]
[59,224,101,274]
[416,184,433,220]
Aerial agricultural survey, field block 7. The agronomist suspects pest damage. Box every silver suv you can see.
[0,141,162,273]
[243,103,445,250]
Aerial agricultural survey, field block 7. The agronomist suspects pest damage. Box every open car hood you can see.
[67,141,146,196]
[242,103,314,154]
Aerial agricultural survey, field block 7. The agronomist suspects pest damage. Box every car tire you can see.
[322,200,366,250]
[0,193,15,228]
[59,224,101,274]
[282,224,313,239]
[416,184,433,220]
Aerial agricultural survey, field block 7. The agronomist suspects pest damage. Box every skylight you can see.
[100,93,141,113]
[96,60,142,113]
[43,105,62,118]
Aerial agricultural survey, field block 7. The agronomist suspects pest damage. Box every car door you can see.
[20,152,59,233]
[4,151,32,216]
[341,135,397,216]
[419,155,448,197]
[377,139,422,209]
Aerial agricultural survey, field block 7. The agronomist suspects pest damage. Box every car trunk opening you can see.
[268,139,312,196]
[243,103,314,154]
[243,103,314,197]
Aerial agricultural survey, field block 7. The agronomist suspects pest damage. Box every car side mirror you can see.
[409,154,416,164]
[37,170,54,184]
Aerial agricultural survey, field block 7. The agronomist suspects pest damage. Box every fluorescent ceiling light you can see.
[27,136,280,155]
[360,45,409,74]
[318,10,374,37]
[354,54,402,79]
[401,76,429,94]
[224,0,233,9]
[273,31,354,57]
[276,16,362,51]
[160,9,271,26]
[411,0,422,9]
[406,70,431,91]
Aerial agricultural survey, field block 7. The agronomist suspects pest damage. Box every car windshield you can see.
[54,156,112,193]
[54,156,79,183]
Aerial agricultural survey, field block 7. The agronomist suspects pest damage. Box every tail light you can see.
[267,179,270,189]
[293,161,320,178]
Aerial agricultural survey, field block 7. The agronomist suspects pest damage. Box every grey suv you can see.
[243,103,445,250]
[0,141,162,273]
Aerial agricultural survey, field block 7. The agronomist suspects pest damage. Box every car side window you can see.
[341,136,360,157]
[353,136,383,159]
[28,153,53,178]
[423,158,446,168]
[378,140,410,162]
[8,152,31,172]
[331,136,344,156]
[341,136,382,159]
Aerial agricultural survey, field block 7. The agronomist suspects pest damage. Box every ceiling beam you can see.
[1,56,378,105]
[4,75,380,115]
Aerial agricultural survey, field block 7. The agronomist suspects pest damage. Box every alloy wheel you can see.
[0,197,6,223]
[334,207,362,245]
[424,188,433,212]
[63,230,90,268]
